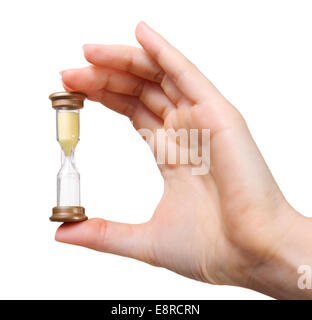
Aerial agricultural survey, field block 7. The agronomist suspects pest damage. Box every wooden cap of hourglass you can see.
[49,91,86,110]
[50,206,87,223]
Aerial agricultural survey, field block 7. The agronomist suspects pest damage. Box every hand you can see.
[56,22,310,299]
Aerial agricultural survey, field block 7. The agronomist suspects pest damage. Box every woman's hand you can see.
[56,22,311,299]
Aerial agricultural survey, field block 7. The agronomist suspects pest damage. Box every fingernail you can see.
[60,69,76,76]
[139,21,151,30]
[83,44,97,50]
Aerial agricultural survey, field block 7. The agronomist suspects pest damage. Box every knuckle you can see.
[132,80,146,97]
[153,70,165,82]
[125,52,135,72]
[142,232,160,267]
[123,102,136,120]
[90,218,109,249]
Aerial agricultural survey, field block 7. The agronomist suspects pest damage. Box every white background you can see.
[0,0,311,300]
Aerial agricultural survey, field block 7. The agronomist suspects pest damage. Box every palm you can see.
[147,105,252,283]
[151,172,222,282]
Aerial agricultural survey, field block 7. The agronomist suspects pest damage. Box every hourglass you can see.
[49,91,88,222]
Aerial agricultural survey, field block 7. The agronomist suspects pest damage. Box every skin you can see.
[56,21,312,299]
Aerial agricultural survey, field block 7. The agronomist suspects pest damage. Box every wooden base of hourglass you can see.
[50,206,88,223]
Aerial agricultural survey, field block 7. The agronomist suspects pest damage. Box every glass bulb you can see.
[57,152,80,206]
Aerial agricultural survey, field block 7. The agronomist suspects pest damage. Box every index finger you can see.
[83,44,165,83]
[135,21,220,104]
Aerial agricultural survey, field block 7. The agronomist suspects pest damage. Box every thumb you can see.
[55,218,155,264]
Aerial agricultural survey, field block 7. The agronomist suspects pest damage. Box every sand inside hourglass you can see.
[57,111,79,156]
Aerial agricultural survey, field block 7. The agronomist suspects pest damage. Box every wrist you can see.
[244,208,312,299]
